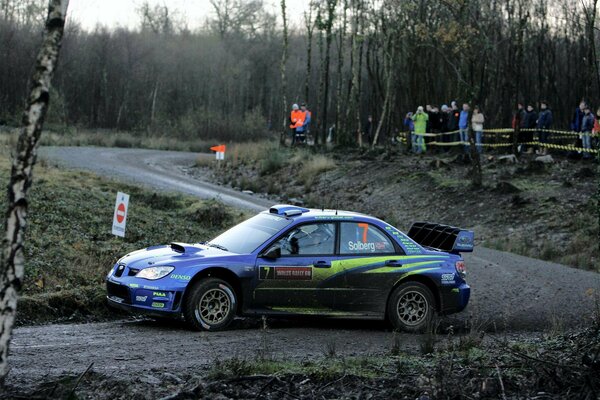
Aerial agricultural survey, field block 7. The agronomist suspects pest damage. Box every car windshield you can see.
[209,213,293,254]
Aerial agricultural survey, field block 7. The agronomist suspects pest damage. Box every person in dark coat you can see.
[448,102,460,146]
[440,105,450,150]
[522,104,537,153]
[571,100,586,132]
[536,101,553,154]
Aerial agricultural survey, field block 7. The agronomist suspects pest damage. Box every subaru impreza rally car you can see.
[106,205,472,332]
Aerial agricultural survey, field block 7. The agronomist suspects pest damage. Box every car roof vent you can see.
[269,204,310,217]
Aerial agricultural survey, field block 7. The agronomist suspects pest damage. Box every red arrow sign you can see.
[116,203,126,223]
[210,144,226,153]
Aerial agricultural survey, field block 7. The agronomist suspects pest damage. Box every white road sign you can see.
[112,192,130,237]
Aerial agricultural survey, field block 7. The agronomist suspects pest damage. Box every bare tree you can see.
[209,0,265,38]
[334,0,348,140]
[279,0,288,144]
[0,0,69,384]
[316,0,337,145]
[303,4,315,107]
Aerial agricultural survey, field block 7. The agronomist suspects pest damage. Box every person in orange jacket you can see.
[289,103,305,145]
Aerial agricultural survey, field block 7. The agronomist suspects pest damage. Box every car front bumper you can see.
[106,278,184,314]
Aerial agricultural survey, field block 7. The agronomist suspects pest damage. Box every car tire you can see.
[387,282,435,333]
[183,278,237,331]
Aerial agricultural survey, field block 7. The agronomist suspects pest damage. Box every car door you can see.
[253,222,339,312]
[335,221,401,314]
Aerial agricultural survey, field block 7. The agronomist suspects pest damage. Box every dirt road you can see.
[5,146,597,389]
[40,146,271,212]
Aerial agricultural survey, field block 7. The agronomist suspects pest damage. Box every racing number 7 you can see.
[358,223,369,242]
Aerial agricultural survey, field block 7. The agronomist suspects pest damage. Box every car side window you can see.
[271,223,336,256]
[339,222,395,254]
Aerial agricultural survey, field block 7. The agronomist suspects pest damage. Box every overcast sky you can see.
[67,0,308,31]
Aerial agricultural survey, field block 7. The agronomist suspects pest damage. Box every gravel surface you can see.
[7,146,596,390]
[39,146,271,211]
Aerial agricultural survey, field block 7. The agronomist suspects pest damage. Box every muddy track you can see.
[5,146,598,388]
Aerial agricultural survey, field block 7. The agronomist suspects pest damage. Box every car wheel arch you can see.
[386,275,440,316]
[182,267,243,314]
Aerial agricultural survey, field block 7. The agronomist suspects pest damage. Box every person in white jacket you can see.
[471,106,485,154]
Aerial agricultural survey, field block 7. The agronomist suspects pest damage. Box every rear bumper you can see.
[440,283,470,314]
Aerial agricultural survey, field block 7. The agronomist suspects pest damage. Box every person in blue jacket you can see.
[404,112,416,152]
[459,103,470,152]
[295,103,311,144]
[581,105,595,159]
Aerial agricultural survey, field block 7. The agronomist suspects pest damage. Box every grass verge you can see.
[0,127,222,153]
[0,152,244,325]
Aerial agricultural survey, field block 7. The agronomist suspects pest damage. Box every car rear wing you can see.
[407,222,474,253]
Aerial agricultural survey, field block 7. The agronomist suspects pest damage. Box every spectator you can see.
[471,106,485,154]
[295,102,311,144]
[429,106,442,132]
[440,105,450,132]
[571,100,587,132]
[425,104,433,136]
[522,104,537,153]
[511,103,526,151]
[536,101,553,155]
[449,101,460,144]
[411,106,429,154]
[512,103,526,130]
[289,103,304,145]
[404,112,416,153]
[581,105,595,159]
[440,104,450,150]
[363,115,374,146]
[459,103,470,152]
[429,106,442,151]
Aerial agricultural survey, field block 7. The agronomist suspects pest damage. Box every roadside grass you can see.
[486,197,598,271]
[0,152,244,325]
[209,356,386,381]
[204,326,600,399]
[298,154,336,187]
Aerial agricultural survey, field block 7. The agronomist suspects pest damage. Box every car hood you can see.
[118,243,236,270]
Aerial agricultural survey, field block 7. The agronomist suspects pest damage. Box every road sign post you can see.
[112,192,130,238]
[210,144,226,163]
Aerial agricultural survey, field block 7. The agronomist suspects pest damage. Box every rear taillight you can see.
[455,260,466,277]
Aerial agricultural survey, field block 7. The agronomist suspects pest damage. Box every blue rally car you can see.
[106,205,472,332]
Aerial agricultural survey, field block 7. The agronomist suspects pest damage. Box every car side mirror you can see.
[262,246,281,260]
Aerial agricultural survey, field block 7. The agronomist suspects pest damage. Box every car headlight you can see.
[135,266,174,280]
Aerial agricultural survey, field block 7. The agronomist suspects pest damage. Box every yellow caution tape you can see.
[398,127,598,153]
[398,138,598,153]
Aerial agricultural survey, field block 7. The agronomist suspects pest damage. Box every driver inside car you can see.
[287,224,333,255]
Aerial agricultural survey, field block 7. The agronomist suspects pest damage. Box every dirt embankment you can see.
[191,145,599,271]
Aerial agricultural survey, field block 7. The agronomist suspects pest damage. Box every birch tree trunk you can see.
[317,0,337,146]
[279,0,288,145]
[0,0,69,384]
[373,15,396,147]
[334,0,347,141]
[303,6,314,106]
[354,31,364,147]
